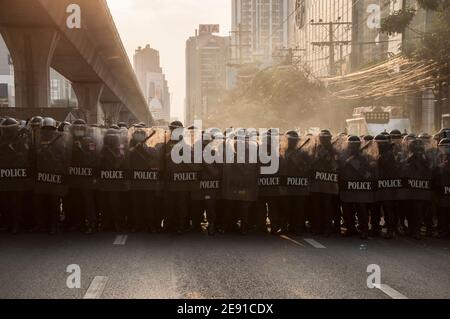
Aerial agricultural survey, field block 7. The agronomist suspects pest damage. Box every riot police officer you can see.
[128,127,165,233]
[198,129,224,236]
[165,121,195,235]
[419,133,437,236]
[98,128,129,232]
[434,138,450,238]
[279,131,311,235]
[399,135,432,239]
[67,119,99,234]
[374,134,401,239]
[258,129,282,235]
[309,130,340,236]
[0,118,32,234]
[339,136,376,239]
[33,117,69,235]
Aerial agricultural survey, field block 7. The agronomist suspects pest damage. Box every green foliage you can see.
[417,0,444,11]
[380,8,417,35]
[207,65,327,130]
[381,1,449,83]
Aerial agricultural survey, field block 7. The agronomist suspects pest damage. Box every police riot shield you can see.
[34,128,70,196]
[339,137,377,203]
[199,130,224,200]
[165,128,200,192]
[374,135,402,202]
[68,125,102,190]
[97,128,129,192]
[258,131,283,197]
[128,127,166,191]
[222,131,259,202]
[399,137,432,201]
[0,119,33,192]
[309,135,340,195]
[434,140,450,207]
[279,133,312,197]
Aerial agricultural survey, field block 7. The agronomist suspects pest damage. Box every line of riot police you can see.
[0,116,449,240]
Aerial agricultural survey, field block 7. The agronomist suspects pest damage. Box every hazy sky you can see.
[106,0,231,121]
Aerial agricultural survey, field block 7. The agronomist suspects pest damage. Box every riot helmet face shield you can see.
[439,139,450,159]
[347,136,362,156]
[131,129,147,144]
[408,138,424,156]
[319,130,332,148]
[0,118,20,140]
[375,135,391,154]
[104,132,120,150]
[73,124,87,139]
[285,131,299,151]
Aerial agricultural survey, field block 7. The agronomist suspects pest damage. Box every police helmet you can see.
[58,121,71,132]
[418,133,431,141]
[439,138,450,147]
[375,134,389,143]
[286,130,299,139]
[73,119,87,126]
[390,129,402,140]
[363,135,374,142]
[347,135,362,144]
[0,117,19,138]
[42,117,57,130]
[169,121,184,130]
[319,130,332,144]
[29,116,44,128]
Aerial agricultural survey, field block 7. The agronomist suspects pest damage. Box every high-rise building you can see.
[185,26,230,125]
[0,36,14,107]
[133,44,171,124]
[1,35,77,109]
[231,0,292,64]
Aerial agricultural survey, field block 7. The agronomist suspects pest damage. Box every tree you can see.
[206,65,327,131]
[381,0,450,128]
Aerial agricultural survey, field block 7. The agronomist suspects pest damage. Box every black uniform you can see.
[374,134,402,239]
[67,121,100,234]
[198,132,224,236]
[309,131,340,235]
[0,118,32,234]
[165,124,199,234]
[339,136,376,239]
[129,128,165,232]
[257,131,283,234]
[98,129,129,232]
[33,118,69,235]
[399,137,432,239]
[433,138,450,238]
[222,132,259,235]
[279,132,311,235]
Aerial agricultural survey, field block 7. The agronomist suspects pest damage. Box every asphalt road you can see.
[0,231,449,299]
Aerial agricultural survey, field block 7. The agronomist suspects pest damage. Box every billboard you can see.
[199,24,220,34]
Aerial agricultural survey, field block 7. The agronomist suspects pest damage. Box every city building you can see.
[0,35,76,109]
[288,0,440,133]
[231,0,294,65]
[0,36,14,107]
[133,44,171,124]
[185,26,230,125]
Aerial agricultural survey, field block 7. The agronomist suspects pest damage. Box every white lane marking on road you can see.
[375,284,408,299]
[113,235,128,245]
[83,276,108,299]
[303,238,326,249]
[280,235,306,247]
